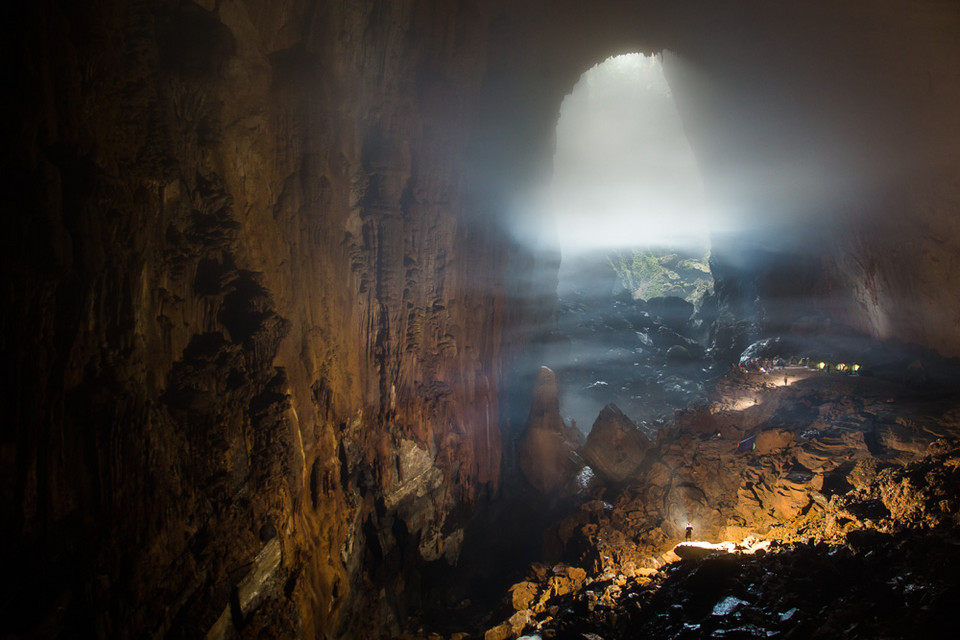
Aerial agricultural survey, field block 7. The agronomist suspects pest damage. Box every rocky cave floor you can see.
[551,281,717,434]
[401,364,960,640]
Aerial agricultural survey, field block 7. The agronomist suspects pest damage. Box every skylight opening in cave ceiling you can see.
[550,53,711,255]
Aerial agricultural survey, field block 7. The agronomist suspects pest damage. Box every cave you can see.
[2,1,960,639]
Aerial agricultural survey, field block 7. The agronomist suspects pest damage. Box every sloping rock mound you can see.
[581,404,651,482]
[542,366,960,577]
[466,443,960,640]
[409,361,960,640]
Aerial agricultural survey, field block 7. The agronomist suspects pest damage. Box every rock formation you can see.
[517,367,582,494]
[550,269,712,432]
[478,365,960,640]
[553,365,960,571]
[581,404,651,483]
[497,525,960,640]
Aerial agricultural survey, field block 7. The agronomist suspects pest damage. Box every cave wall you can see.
[658,1,960,356]
[1,1,515,637]
[2,0,960,638]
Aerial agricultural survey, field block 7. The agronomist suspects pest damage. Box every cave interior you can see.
[2,1,960,639]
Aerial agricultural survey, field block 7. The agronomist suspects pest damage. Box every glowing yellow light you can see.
[852,364,860,372]
[817,362,826,370]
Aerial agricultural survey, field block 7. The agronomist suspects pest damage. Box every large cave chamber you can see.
[2,2,960,640]
[470,39,960,639]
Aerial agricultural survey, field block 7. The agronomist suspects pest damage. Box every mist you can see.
[539,53,721,434]
[550,53,711,255]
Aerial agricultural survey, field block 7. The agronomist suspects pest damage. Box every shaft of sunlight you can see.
[551,53,711,255]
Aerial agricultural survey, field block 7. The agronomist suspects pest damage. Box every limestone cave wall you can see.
[1,1,518,637]
[2,1,960,639]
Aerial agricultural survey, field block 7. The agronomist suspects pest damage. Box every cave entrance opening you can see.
[547,52,716,436]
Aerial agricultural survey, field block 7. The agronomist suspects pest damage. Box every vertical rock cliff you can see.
[1,1,519,637]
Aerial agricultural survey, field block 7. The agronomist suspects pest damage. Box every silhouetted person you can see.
[685,523,693,540]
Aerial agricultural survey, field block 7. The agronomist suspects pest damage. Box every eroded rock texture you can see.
[2,2,514,637]
[477,368,960,640]
[546,367,960,574]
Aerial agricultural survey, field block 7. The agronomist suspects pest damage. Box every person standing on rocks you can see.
[685,522,693,540]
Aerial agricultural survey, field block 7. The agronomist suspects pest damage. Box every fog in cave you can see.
[4,2,960,639]
[545,53,716,434]
[550,53,710,254]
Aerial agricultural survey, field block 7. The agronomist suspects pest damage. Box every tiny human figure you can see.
[685,523,693,541]
[784,375,788,386]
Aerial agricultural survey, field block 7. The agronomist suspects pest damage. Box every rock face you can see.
[2,2,515,638]
[2,1,960,639]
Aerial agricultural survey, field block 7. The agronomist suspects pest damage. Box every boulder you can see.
[545,564,587,599]
[581,404,651,482]
[508,610,534,635]
[666,344,692,361]
[483,623,513,640]
[646,296,695,334]
[509,581,539,611]
[673,541,737,561]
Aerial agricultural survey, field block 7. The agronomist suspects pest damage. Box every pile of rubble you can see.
[500,527,960,640]
[408,362,960,639]
[481,441,960,640]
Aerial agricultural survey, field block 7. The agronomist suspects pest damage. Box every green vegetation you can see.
[609,247,713,304]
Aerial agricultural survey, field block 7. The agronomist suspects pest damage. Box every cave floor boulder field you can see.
[403,366,960,640]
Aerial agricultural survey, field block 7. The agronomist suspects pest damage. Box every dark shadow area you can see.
[535,529,960,639]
